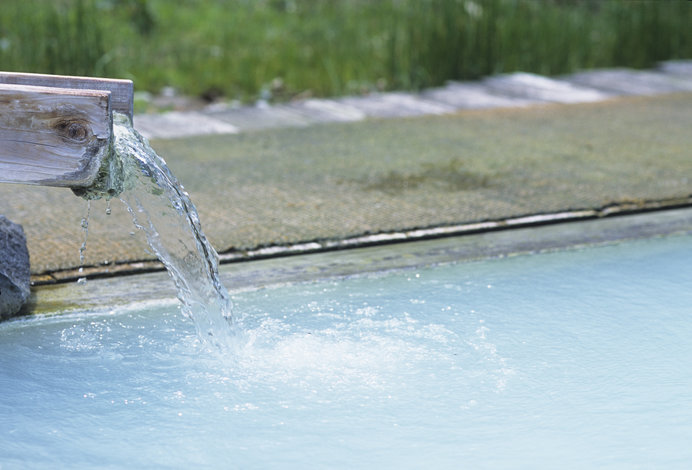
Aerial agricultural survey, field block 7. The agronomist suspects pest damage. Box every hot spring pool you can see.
[2,233,692,469]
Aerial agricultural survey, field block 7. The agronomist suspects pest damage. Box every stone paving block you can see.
[564,68,692,96]
[422,82,537,109]
[285,99,366,123]
[139,63,692,138]
[658,60,692,78]
[337,92,457,118]
[134,111,238,139]
[207,104,313,132]
[484,72,612,103]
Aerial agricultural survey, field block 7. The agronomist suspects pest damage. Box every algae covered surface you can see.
[2,94,692,276]
[153,94,692,249]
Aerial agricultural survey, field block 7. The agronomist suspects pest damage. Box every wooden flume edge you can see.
[0,71,133,119]
[0,83,112,188]
[0,72,133,188]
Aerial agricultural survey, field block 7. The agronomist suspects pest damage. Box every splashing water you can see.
[108,113,234,347]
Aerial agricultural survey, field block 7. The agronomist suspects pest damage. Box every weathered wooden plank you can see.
[0,83,112,188]
[0,71,132,119]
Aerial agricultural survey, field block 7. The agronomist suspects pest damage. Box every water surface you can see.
[2,234,692,468]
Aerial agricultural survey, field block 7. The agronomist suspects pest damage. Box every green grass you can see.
[1,0,691,104]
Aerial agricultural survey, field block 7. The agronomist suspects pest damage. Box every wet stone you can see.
[0,215,30,319]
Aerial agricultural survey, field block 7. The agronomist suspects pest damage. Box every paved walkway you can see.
[134,62,692,139]
[1,62,692,283]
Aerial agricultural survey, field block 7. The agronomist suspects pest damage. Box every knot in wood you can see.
[54,119,90,143]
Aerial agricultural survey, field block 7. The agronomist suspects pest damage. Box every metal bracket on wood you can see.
[0,72,133,189]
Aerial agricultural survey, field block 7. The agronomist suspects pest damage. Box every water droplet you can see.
[79,201,91,266]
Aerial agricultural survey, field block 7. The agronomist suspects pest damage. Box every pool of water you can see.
[2,234,692,469]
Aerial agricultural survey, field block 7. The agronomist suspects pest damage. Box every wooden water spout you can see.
[0,72,133,192]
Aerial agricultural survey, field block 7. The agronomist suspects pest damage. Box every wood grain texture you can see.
[0,83,112,188]
[0,72,132,119]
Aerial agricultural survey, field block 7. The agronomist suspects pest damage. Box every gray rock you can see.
[337,92,456,118]
[286,99,366,123]
[422,81,538,109]
[564,68,692,96]
[484,72,612,103]
[133,110,238,140]
[658,60,692,78]
[0,215,30,319]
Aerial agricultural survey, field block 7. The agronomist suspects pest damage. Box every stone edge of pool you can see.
[22,205,692,317]
[33,196,692,286]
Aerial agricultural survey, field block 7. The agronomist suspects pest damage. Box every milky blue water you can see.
[2,234,692,469]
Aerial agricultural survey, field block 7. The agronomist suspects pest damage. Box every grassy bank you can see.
[1,0,691,104]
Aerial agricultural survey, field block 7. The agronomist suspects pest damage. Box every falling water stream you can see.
[104,113,234,347]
